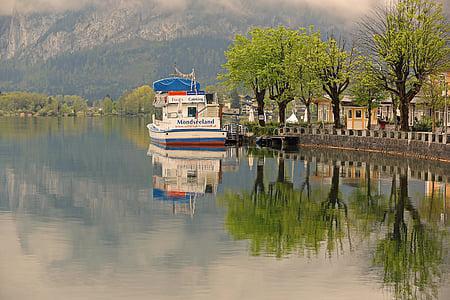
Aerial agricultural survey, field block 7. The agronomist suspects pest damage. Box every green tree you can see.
[359,0,449,131]
[68,96,88,115]
[318,37,356,128]
[60,103,71,115]
[420,74,446,132]
[265,27,298,125]
[221,29,274,126]
[102,96,114,115]
[350,59,386,129]
[117,85,154,115]
[288,27,324,125]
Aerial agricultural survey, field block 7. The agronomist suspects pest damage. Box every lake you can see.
[0,117,449,300]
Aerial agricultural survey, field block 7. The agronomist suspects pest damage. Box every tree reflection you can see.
[220,158,350,258]
[220,152,449,299]
[373,173,446,300]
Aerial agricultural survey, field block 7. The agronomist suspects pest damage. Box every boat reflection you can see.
[147,144,227,217]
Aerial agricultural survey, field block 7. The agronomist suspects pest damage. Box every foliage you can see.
[318,36,356,128]
[221,28,276,126]
[350,59,387,129]
[101,96,114,115]
[116,85,154,116]
[263,27,299,124]
[243,121,280,136]
[358,0,449,131]
[420,74,447,131]
[412,116,433,132]
[0,92,88,116]
[0,37,228,100]
[0,85,155,117]
[287,27,324,124]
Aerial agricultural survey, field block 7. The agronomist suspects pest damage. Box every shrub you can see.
[412,116,432,132]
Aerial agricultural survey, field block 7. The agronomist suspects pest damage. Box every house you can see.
[311,97,333,123]
[408,71,450,128]
[341,97,378,130]
[377,97,394,122]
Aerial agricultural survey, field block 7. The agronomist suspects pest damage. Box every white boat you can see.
[147,75,227,148]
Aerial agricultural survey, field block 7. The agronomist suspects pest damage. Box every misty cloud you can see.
[0,0,379,16]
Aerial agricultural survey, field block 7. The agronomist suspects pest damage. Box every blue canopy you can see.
[153,77,200,92]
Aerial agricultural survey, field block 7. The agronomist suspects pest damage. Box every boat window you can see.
[355,110,362,118]
[188,107,197,118]
[348,110,352,118]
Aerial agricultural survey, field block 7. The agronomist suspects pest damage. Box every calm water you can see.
[1,117,449,300]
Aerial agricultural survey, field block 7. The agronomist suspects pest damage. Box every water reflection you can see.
[0,118,449,300]
[220,148,450,299]
[148,144,226,217]
[220,154,351,258]
[373,174,446,299]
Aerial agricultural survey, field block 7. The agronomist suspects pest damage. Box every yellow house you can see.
[342,103,378,130]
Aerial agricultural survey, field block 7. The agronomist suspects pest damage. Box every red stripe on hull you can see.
[165,141,225,146]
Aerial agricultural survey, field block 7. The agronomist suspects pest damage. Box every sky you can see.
[0,0,380,16]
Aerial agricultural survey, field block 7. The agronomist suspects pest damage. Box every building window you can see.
[348,110,353,118]
[188,107,197,118]
[323,107,328,121]
[355,110,362,118]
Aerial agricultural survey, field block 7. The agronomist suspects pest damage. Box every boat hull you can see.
[148,124,226,147]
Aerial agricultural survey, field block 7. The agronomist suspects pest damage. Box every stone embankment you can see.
[276,127,450,163]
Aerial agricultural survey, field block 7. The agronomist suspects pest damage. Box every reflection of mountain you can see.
[148,144,227,216]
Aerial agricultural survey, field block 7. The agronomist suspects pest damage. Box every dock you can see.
[255,127,300,149]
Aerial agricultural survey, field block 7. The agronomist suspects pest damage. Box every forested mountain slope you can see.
[0,0,400,99]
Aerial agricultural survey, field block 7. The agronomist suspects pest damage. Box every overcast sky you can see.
[0,0,380,16]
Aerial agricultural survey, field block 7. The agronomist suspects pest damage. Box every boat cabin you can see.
[154,91,219,120]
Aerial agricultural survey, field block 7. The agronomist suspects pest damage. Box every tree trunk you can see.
[278,101,287,126]
[400,98,409,131]
[367,103,372,130]
[256,90,266,127]
[331,94,341,128]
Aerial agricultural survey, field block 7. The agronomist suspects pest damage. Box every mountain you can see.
[0,1,356,99]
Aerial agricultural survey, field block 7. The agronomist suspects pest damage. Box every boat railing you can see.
[197,105,220,118]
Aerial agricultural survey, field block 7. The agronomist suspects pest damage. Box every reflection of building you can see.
[148,144,226,216]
